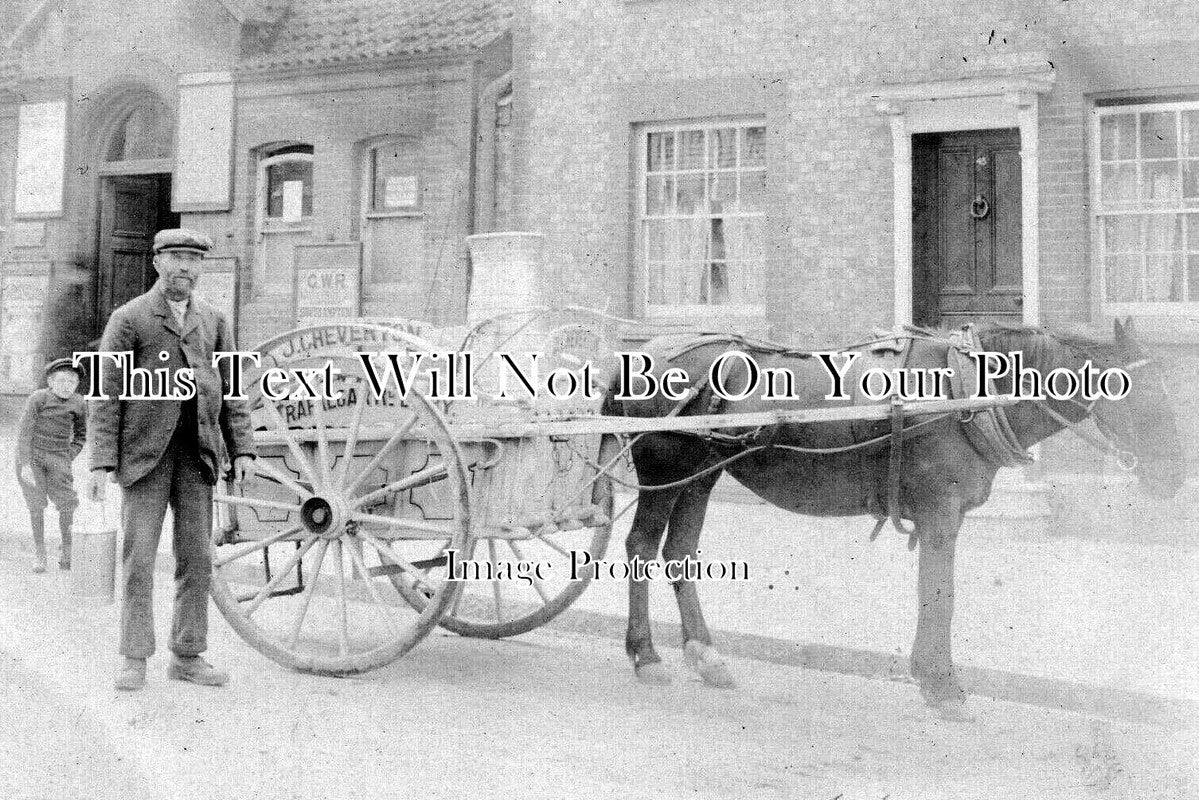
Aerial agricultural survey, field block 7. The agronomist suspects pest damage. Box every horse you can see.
[603,319,1185,711]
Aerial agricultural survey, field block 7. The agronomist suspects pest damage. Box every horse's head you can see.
[1090,319,1185,498]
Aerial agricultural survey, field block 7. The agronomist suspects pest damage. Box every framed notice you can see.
[174,72,235,212]
[293,242,362,326]
[0,270,51,392]
[14,100,67,218]
[197,256,239,343]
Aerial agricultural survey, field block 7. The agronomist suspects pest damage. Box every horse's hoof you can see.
[931,697,976,723]
[683,641,737,689]
[920,681,973,721]
[634,662,672,685]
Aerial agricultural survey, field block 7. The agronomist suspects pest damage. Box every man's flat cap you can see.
[45,357,82,378]
[153,228,212,255]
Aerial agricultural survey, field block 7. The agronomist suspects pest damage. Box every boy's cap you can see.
[45,357,82,378]
[153,228,212,255]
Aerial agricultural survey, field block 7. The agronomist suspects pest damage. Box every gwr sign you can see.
[293,242,362,325]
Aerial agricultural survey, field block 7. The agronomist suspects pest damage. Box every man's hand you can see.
[231,455,254,484]
[88,469,110,502]
[18,464,35,486]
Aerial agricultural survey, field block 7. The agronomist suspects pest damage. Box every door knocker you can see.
[970,193,990,220]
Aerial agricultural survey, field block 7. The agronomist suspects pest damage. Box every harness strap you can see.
[885,397,918,538]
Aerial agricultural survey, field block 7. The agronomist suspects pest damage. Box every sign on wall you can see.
[174,72,235,212]
[293,242,362,326]
[0,271,50,392]
[14,101,67,218]
[197,256,239,343]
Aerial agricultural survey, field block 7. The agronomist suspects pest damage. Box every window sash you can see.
[1092,102,1199,310]
[637,120,766,311]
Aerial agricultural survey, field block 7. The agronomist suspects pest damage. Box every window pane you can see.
[1104,215,1141,253]
[739,170,766,212]
[267,159,313,219]
[1140,111,1178,159]
[707,171,736,212]
[1101,164,1137,208]
[646,175,672,215]
[676,174,705,215]
[1184,111,1199,157]
[644,219,666,261]
[1144,213,1181,252]
[678,130,705,170]
[1141,161,1180,205]
[1144,253,1181,301]
[647,132,674,172]
[372,143,418,210]
[1189,255,1199,300]
[742,126,766,167]
[1183,161,1199,207]
[710,128,737,169]
[1105,255,1142,302]
[1100,114,1136,161]
[1187,213,1199,249]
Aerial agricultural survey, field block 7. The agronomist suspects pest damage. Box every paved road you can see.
[0,553,1194,800]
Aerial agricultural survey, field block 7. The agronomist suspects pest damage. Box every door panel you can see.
[97,174,178,325]
[913,128,1023,328]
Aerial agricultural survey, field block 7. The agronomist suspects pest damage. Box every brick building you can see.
[503,0,1199,496]
[0,0,1195,501]
[0,0,513,387]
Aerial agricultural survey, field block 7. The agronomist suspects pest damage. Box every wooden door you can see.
[912,129,1023,328]
[97,174,178,324]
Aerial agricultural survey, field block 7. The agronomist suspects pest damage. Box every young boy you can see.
[15,357,87,573]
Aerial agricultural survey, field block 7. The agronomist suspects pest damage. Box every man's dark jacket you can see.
[89,284,255,487]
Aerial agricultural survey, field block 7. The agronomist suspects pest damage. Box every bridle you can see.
[1032,356,1156,472]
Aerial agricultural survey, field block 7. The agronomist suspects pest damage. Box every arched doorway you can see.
[92,87,179,324]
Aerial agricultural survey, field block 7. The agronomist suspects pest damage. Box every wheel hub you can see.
[300,494,350,539]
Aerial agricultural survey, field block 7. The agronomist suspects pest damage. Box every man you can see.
[88,228,255,692]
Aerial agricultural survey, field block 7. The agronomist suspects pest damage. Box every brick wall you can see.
[515,0,1199,486]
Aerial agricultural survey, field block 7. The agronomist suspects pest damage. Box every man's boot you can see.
[58,509,73,570]
[167,655,229,687]
[114,657,147,691]
[30,511,47,574]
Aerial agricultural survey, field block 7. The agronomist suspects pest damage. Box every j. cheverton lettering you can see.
[74,348,1136,404]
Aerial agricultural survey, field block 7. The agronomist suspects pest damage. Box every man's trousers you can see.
[118,431,213,660]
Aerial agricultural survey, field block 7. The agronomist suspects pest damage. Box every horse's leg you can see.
[910,500,969,711]
[625,488,678,685]
[658,472,735,688]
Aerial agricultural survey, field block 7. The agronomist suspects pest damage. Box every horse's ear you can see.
[1123,316,1137,338]
[1113,318,1125,342]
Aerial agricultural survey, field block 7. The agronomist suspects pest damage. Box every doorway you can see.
[912,128,1023,328]
[96,173,179,324]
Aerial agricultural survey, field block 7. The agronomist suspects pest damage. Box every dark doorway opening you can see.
[95,173,179,330]
[912,128,1023,328]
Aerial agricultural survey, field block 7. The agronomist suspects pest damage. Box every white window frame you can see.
[256,150,315,234]
[1090,99,1199,316]
[635,118,767,319]
[358,137,425,289]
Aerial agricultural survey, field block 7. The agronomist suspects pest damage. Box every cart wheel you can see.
[388,434,617,638]
[210,325,470,675]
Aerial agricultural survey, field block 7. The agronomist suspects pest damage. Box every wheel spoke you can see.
[334,380,370,486]
[532,530,571,559]
[257,398,320,489]
[310,375,332,491]
[214,494,304,516]
[334,540,350,657]
[356,529,440,595]
[244,536,319,616]
[250,458,314,500]
[508,540,550,605]
[344,535,400,637]
[488,539,505,623]
[351,462,448,510]
[214,525,304,568]
[342,411,419,495]
[286,538,329,649]
[350,511,458,538]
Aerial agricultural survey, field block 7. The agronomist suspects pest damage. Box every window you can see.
[1093,101,1199,311]
[637,120,767,310]
[260,145,314,224]
[367,140,419,213]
